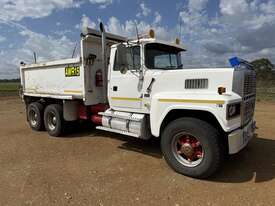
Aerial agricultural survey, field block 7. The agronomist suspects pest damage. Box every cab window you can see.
[114,46,141,71]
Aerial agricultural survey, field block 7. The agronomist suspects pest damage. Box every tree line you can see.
[0,78,20,83]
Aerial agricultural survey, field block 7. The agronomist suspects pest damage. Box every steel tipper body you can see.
[20,57,83,100]
[20,23,256,178]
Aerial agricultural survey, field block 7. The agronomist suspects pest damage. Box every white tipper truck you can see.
[20,23,256,178]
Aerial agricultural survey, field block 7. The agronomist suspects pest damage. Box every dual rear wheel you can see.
[27,103,63,137]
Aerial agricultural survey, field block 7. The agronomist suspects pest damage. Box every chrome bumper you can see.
[228,120,256,154]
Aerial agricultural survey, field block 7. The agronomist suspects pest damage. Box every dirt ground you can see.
[0,96,274,206]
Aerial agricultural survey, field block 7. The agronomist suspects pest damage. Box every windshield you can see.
[145,43,183,70]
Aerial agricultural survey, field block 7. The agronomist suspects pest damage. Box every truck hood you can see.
[148,68,235,95]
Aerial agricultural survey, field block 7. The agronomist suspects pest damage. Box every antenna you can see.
[134,21,140,43]
[33,52,37,64]
[71,42,78,58]
[179,20,182,39]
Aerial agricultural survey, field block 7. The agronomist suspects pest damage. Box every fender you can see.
[149,93,241,137]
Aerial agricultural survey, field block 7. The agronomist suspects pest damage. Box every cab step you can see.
[96,126,140,138]
[98,111,143,122]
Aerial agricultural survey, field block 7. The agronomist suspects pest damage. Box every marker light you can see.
[218,87,226,95]
[149,29,155,38]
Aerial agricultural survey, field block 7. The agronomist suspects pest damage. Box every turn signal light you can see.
[218,87,226,95]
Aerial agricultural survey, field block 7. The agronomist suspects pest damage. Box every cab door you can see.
[108,45,143,111]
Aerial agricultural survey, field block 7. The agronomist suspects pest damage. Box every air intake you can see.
[185,79,208,89]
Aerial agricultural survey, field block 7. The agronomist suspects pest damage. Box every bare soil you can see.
[0,96,275,206]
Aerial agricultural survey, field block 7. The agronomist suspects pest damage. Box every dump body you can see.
[20,27,126,105]
[20,57,83,100]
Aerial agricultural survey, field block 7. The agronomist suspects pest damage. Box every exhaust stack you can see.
[99,22,108,103]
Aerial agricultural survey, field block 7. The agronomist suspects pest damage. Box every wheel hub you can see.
[29,110,38,126]
[173,134,204,167]
[180,143,195,157]
[48,112,57,131]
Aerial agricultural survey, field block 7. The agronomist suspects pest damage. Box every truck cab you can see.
[20,23,256,178]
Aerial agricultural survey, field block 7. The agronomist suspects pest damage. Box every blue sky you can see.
[0,0,275,79]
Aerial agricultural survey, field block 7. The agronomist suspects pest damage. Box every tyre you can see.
[44,104,64,137]
[27,102,44,131]
[161,117,224,178]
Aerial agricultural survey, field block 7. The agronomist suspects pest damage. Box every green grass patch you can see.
[0,82,20,93]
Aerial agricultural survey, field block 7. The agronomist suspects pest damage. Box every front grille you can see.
[243,98,255,125]
[242,71,256,125]
[244,72,256,96]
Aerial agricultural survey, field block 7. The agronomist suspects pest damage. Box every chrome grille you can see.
[243,71,256,125]
[243,98,255,125]
[244,72,256,96]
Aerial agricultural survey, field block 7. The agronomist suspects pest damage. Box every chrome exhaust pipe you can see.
[99,22,108,103]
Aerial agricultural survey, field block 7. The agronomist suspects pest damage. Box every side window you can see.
[113,51,120,71]
[113,46,140,71]
[127,46,141,70]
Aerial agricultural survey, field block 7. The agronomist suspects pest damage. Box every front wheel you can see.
[44,104,64,137]
[161,117,224,178]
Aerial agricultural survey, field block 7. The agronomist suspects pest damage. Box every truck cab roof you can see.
[128,38,186,52]
[82,26,186,51]
[111,38,186,52]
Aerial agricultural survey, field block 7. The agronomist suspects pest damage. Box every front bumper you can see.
[228,120,256,154]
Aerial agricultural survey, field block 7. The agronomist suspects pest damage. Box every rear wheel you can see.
[161,117,224,178]
[44,104,64,137]
[27,102,44,131]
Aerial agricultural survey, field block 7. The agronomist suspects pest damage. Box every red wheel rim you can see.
[172,133,204,167]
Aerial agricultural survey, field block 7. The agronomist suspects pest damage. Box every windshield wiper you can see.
[177,64,183,69]
[164,66,177,69]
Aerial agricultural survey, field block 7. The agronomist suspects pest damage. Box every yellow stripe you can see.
[159,99,225,104]
[64,90,82,94]
[111,97,142,101]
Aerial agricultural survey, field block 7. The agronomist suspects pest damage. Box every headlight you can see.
[227,103,241,119]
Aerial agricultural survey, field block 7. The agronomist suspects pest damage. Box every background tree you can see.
[251,58,275,87]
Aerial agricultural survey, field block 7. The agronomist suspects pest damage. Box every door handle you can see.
[113,86,118,91]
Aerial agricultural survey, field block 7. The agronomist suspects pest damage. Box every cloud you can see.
[105,16,174,41]
[136,2,151,18]
[53,29,73,36]
[153,12,162,25]
[202,40,233,54]
[188,0,208,12]
[0,0,114,23]
[236,22,275,52]
[0,0,79,22]
[0,35,6,42]
[19,29,75,61]
[0,22,75,79]
[220,0,249,15]
[178,0,275,66]
[89,0,113,9]
[81,14,97,31]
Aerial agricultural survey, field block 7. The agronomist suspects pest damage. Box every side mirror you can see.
[116,44,128,74]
